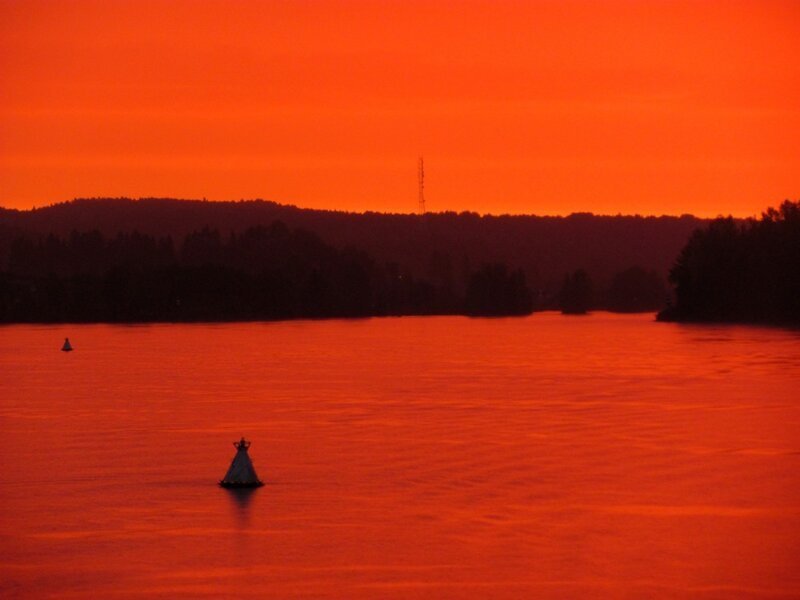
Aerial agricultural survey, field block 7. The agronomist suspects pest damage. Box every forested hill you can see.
[0,198,705,292]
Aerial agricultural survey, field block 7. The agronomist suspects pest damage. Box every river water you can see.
[1,313,799,598]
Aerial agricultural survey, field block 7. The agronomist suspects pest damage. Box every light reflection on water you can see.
[1,313,800,598]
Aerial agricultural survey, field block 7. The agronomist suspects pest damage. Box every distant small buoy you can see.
[219,437,264,488]
[61,338,73,352]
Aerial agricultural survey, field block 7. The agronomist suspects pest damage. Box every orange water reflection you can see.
[1,313,799,598]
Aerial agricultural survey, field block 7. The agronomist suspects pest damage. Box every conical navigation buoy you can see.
[219,437,264,488]
[61,338,73,352]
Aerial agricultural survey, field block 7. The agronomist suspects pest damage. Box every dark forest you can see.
[3,198,796,324]
[659,200,800,324]
[0,222,671,322]
[0,198,701,287]
[0,198,699,322]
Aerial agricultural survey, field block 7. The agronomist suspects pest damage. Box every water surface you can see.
[1,313,800,598]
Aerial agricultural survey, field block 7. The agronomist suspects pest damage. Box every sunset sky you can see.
[1,0,798,217]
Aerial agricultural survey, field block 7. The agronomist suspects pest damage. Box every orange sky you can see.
[1,0,798,217]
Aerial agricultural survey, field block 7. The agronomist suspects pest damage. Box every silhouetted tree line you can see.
[0,197,704,298]
[658,200,800,324]
[0,220,670,323]
[0,223,540,322]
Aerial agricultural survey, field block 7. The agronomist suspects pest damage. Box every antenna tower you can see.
[418,156,426,214]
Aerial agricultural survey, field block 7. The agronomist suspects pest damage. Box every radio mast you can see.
[418,156,426,214]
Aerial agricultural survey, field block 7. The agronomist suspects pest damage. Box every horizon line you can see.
[1,195,780,221]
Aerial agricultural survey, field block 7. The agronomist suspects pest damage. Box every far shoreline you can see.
[0,310,733,328]
[0,309,663,327]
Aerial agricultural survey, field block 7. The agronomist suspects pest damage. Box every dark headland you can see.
[0,197,734,323]
[658,200,800,326]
